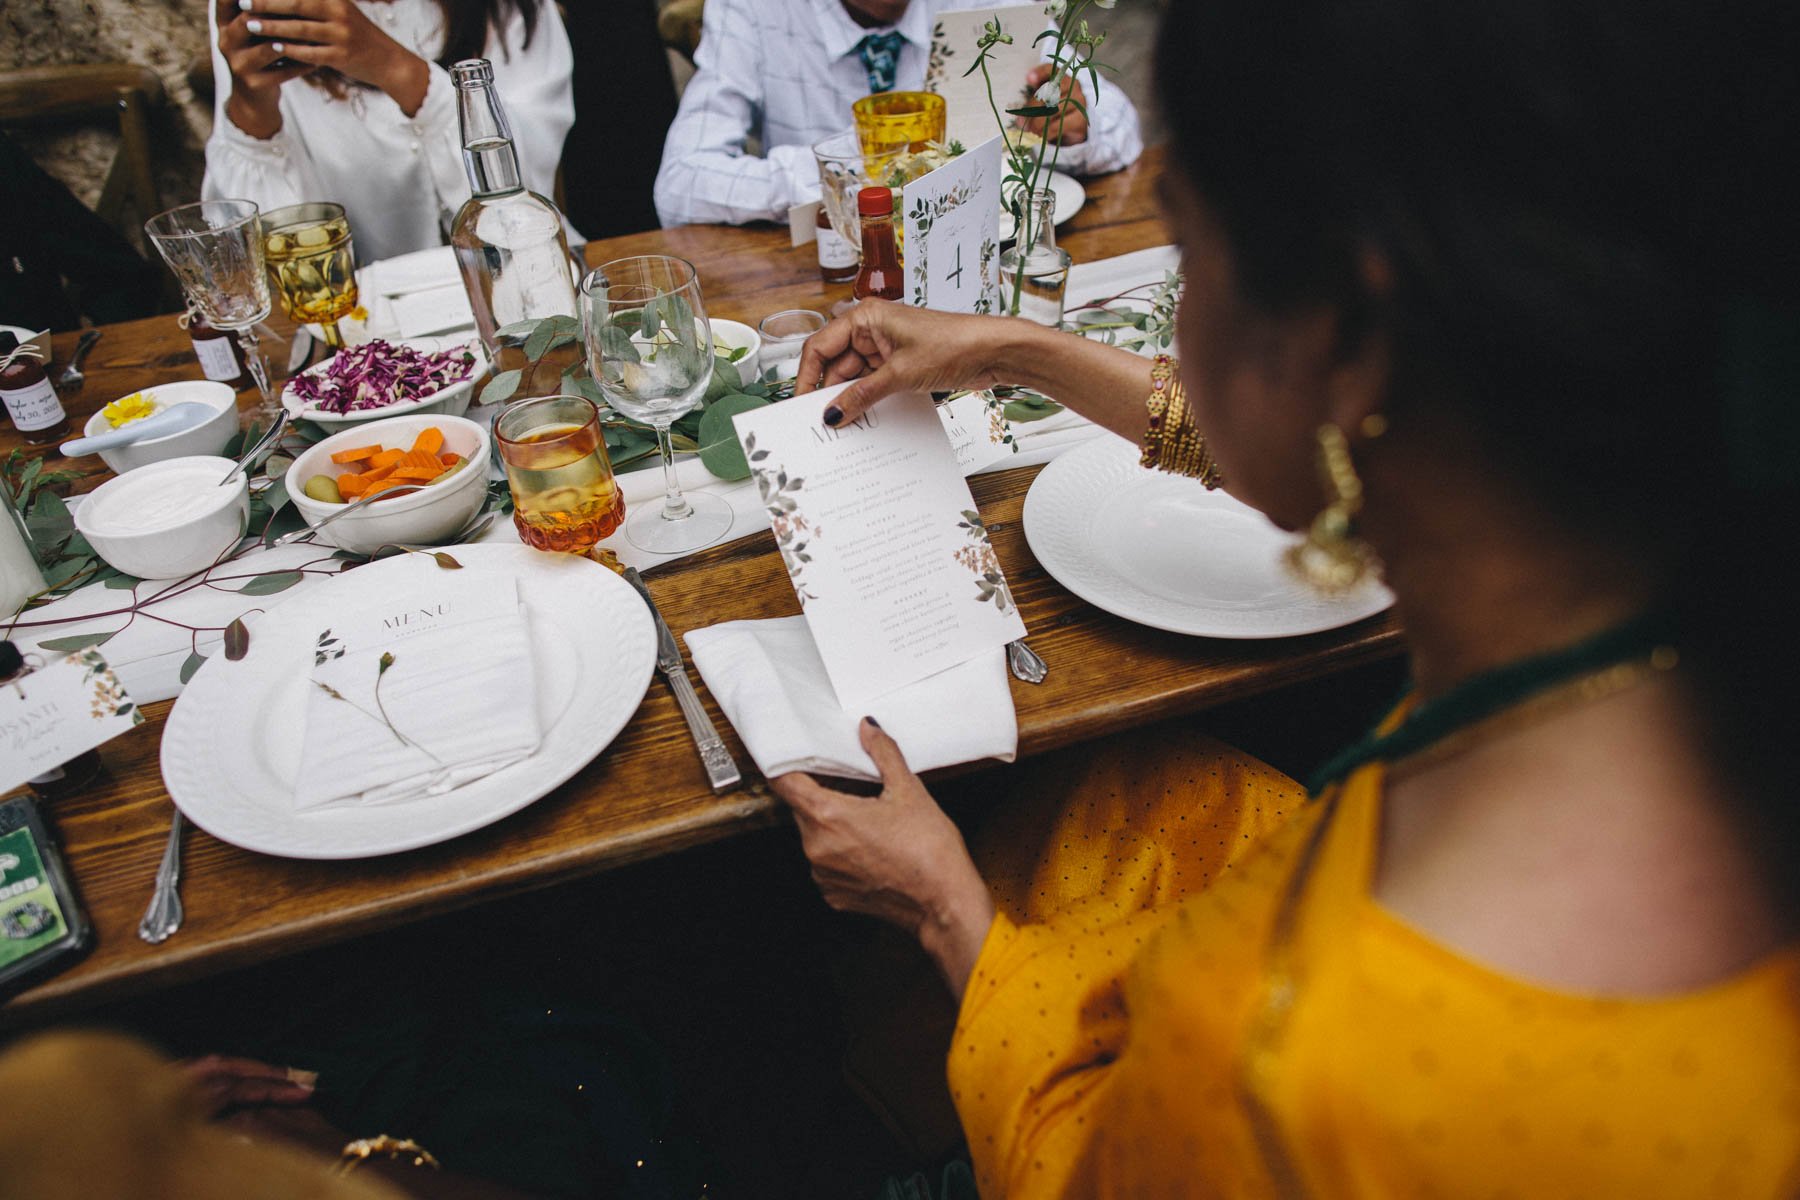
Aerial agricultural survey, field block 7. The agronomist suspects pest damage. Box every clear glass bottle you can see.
[999,188,1072,326]
[449,59,579,365]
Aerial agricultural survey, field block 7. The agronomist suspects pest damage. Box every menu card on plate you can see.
[901,135,1003,314]
[295,570,541,811]
[731,385,1027,708]
[924,3,1045,151]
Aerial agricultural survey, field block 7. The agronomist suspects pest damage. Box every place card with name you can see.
[732,384,1027,708]
[924,3,1046,151]
[0,647,143,794]
[938,390,1017,475]
[901,135,1003,315]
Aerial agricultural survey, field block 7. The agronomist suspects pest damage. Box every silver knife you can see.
[622,567,742,794]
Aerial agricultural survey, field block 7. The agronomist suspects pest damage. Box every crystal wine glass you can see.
[581,255,732,554]
[145,200,277,416]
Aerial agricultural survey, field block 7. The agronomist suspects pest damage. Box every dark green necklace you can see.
[1305,612,1679,795]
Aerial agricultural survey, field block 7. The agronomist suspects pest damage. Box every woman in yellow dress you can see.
[778,0,1800,1194]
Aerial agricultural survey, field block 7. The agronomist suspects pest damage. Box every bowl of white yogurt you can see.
[74,456,249,579]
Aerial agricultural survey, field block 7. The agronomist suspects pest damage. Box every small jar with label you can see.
[0,332,71,446]
[181,307,250,389]
[816,204,858,284]
[0,642,105,801]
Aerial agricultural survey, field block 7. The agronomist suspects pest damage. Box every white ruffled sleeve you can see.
[200,2,325,210]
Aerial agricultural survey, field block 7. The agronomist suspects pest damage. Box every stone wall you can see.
[1,0,215,231]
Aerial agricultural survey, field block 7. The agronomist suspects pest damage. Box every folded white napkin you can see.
[294,570,541,811]
[685,616,1016,782]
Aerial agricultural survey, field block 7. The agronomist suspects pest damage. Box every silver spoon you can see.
[217,408,291,486]
[137,810,185,945]
[266,482,433,548]
[56,328,102,392]
[1007,639,1048,684]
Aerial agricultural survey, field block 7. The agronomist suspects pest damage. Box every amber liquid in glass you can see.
[265,213,358,329]
[506,421,626,553]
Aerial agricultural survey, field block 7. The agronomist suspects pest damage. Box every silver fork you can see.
[137,810,186,945]
[1007,639,1048,684]
[56,328,103,391]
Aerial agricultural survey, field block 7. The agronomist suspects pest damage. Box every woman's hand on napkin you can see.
[771,719,996,1001]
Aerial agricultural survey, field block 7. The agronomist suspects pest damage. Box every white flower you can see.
[1093,0,1116,8]
[1034,76,1065,105]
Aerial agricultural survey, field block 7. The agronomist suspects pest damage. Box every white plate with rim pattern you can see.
[161,544,656,859]
[1023,435,1394,638]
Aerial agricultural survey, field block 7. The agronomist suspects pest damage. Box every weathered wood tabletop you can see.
[0,148,1402,1022]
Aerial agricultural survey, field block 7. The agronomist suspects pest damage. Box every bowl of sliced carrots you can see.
[288,414,490,554]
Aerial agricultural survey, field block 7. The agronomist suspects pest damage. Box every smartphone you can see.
[0,795,91,998]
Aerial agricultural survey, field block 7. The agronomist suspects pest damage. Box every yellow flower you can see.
[350,305,369,323]
[101,392,159,427]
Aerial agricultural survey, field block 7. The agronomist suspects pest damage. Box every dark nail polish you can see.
[823,405,844,427]
[864,715,881,729]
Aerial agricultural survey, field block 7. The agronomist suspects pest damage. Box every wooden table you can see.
[1,148,1403,1022]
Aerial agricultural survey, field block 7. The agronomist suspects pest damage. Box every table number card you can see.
[924,3,1045,151]
[731,384,1027,708]
[902,135,1003,315]
[0,647,144,793]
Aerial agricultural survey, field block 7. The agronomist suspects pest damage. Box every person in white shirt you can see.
[203,0,576,263]
[653,0,1144,228]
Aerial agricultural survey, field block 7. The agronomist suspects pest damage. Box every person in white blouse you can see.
[204,0,577,263]
[653,0,1144,228]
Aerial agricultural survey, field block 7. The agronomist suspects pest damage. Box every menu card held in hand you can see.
[730,385,1027,709]
[295,570,541,811]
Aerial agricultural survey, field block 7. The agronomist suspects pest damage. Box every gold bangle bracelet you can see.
[335,1135,442,1175]
[1140,355,1225,489]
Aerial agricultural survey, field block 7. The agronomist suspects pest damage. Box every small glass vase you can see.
[999,188,1072,327]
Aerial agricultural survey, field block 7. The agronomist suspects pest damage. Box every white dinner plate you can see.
[999,171,1086,242]
[1022,436,1394,638]
[160,545,657,859]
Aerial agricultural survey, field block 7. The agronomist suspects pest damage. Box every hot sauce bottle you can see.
[853,187,904,303]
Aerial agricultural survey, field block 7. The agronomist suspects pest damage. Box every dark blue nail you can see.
[823,405,843,427]
[864,715,881,729]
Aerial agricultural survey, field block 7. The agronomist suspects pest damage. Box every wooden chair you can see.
[0,64,168,245]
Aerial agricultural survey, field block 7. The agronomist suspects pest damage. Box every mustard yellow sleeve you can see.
[949,904,1170,1198]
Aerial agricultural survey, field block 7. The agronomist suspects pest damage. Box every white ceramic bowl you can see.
[708,319,762,389]
[74,456,250,580]
[82,380,239,474]
[280,339,488,432]
[288,413,489,555]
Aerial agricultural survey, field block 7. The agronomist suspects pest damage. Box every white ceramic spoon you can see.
[60,403,217,457]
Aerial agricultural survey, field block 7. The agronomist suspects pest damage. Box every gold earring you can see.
[1285,423,1378,593]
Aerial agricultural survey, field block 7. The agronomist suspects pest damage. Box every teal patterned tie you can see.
[855,31,906,94]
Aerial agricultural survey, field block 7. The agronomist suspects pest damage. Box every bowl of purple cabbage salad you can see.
[280,338,487,431]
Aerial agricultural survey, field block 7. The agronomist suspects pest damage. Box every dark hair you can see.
[1154,1,1800,883]
[308,0,541,98]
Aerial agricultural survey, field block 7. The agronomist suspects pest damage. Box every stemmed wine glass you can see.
[581,255,733,554]
[145,200,277,417]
